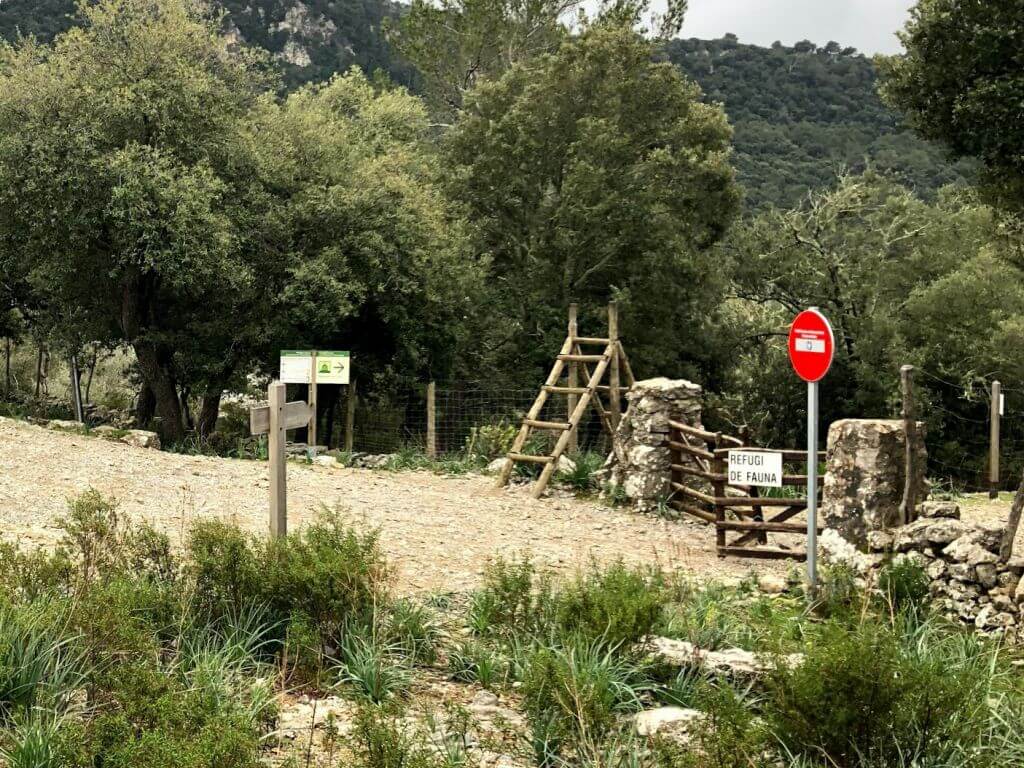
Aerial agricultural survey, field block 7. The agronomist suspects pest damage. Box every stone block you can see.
[822,419,927,549]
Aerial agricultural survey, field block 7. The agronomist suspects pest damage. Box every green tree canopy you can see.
[445,21,740,382]
[878,0,1024,213]
[0,0,478,440]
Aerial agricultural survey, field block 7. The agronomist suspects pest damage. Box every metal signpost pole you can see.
[806,380,818,591]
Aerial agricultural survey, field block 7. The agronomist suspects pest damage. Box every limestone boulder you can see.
[634,707,704,738]
[917,500,961,520]
[893,518,971,551]
[120,429,161,450]
[822,419,927,549]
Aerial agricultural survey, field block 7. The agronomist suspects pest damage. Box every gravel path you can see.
[0,417,783,594]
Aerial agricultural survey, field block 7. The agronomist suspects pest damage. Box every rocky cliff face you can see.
[0,0,415,89]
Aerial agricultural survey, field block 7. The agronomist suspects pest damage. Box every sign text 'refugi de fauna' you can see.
[727,450,783,488]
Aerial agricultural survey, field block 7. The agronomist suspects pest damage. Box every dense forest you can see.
[0,1,970,209]
[666,36,977,208]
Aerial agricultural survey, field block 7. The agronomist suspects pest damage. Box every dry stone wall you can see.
[601,378,702,514]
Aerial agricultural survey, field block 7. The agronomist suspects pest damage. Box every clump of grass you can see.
[446,638,506,688]
[334,627,412,704]
[386,598,438,666]
[557,452,605,493]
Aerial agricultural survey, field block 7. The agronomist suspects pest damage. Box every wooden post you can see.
[567,304,578,454]
[608,302,621,431]
[711,433,726,554]
[426,380,437,458]
[990,380,1001,499]
[899,364,917,525]
[4,338,10,396]
[69,355,84,422]
[268,381,287,538]
[999,468,1024,562]
[308,351,318,455]
[344,378,356,453]
[34,346,43,399]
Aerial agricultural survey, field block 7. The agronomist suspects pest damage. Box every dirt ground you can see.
[0,417,792,594]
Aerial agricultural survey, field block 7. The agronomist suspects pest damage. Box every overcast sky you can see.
[676,0,915,54]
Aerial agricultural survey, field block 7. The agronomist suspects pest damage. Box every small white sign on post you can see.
[1000,393,1005,417]
[280,350,313,384]
[727,450,783,488]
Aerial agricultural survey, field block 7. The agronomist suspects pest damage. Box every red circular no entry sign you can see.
[788,308,835,383]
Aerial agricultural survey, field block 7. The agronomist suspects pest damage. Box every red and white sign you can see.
[788,308,835,383]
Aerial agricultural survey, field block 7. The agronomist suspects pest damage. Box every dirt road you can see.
[0,417,785,594]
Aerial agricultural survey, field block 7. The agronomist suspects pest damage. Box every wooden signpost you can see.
[250,381,314,538]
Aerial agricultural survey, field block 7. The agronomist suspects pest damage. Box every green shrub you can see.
[766,615,996,767]
[556,561,665,647]
[464,421,517,461]
[653,680,768,768]
[189,511,388,643]
[468,557,552,639]
[812,563,865,620]
[347,704,436,768]
[259,512,388,638]
[187,520,261,619]
[877,557,930,613]
[282,613,324,688]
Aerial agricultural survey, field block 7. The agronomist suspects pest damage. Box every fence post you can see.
[990,380,1001,499]
[308,351,318,455]
[608,302,621,431]
[268,380,287,539]
[567,303,578,454]
[899,364,917,524]
[1000,469,1024,562]
[69,355,84,422]
[426,380,437,458]
[344,378,357,453]
[4,338,10,396]
[711,433,726,555]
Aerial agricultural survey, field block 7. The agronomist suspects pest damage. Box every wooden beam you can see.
[567,304,578,454]
[267,381,287,539]
[718,546,806,561]
[250,399,315,435]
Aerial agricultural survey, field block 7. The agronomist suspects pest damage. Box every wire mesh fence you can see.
[326,382,613,456]
[913,368,1019,493]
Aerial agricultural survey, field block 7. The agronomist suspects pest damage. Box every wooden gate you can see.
[668,421,824,560]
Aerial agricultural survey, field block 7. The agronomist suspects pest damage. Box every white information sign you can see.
[315,351,351,385]
[727,450,783,488]
[1000,393,1005,417]
[280,350,313,384]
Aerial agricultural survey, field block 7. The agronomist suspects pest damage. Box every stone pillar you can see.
[602,378,702,514]
[822,418,927,550]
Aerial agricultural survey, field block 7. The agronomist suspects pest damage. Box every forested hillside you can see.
[0,3,970,208]
[666,35,977,208]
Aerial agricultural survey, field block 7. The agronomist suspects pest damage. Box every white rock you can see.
[647,636,802,677]
[487,458,508,474]
[757,574,788,594]
[120,429,161,450]
[917,500,961,520]
[819,529,872,574]
[313,455,339,467]
[634,707,704,737]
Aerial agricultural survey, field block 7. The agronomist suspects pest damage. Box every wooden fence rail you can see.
[668,421,824,561]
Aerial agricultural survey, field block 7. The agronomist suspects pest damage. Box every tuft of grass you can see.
[386,599,438,666]
[334,626,412,704]
[557,452,605,493]
[446,639,507,689]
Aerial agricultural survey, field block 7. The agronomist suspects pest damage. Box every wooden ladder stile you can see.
[497,303,630,498]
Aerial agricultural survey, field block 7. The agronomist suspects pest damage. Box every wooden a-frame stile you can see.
[496,302,637,498]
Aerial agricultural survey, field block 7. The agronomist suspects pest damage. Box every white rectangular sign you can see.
[280,350,313,384]
[315,351,350,384]
[728,450,784,488]
[795,338,826,353]
[1000,393,1005,417]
